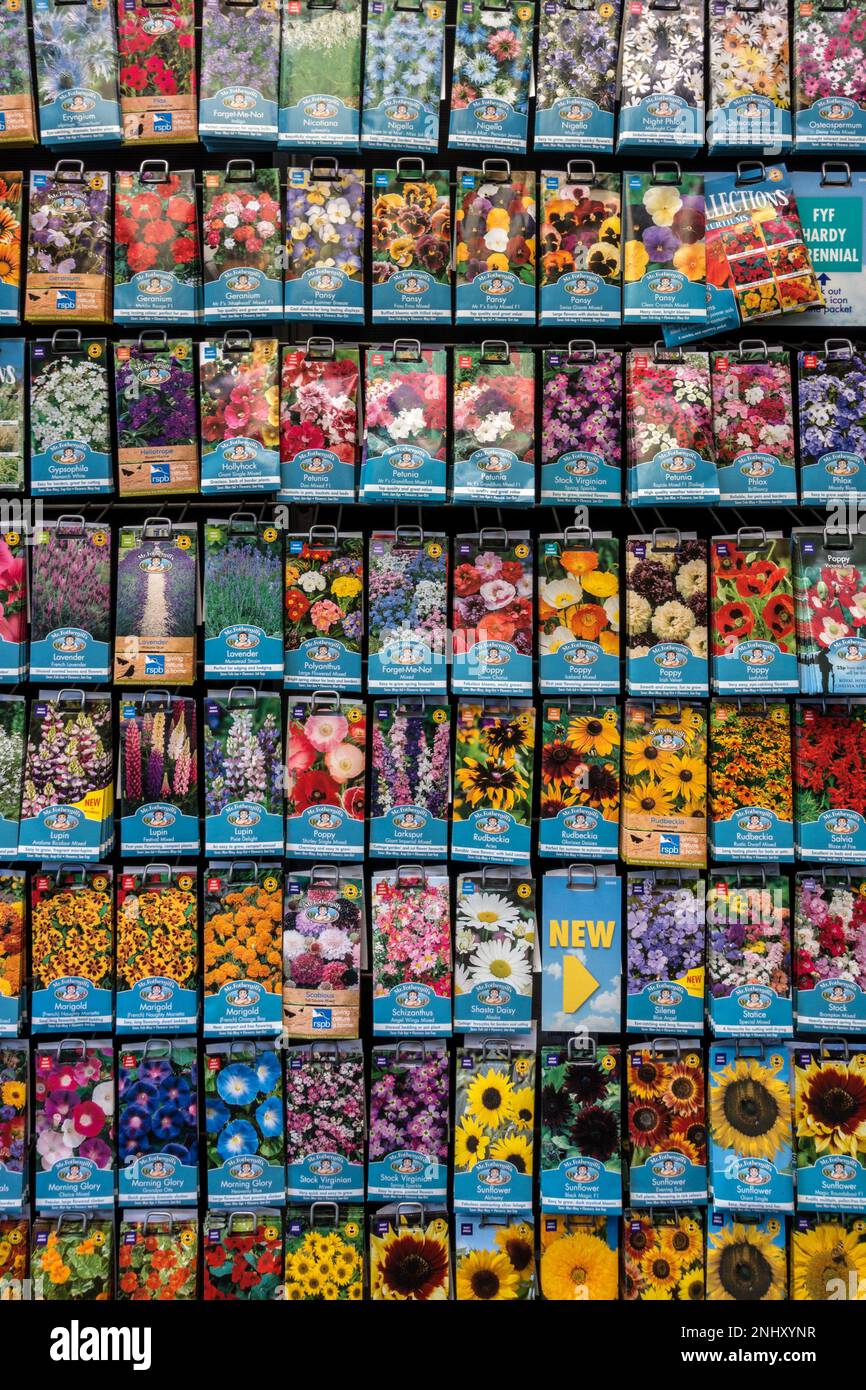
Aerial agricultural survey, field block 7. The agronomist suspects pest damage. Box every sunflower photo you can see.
[708,1045,794,1211]
[539,1213,618,1301]
[453,1040,535,1213]
[792,1214,866,1301]
[706,1210,788,1301]
[369,1208,451,1301]
[455,1216,536,1301]
[794,1045,866,1210]
[622,1209,705,1301]
[540,1043,622,1214]
[627,1044,708,1204]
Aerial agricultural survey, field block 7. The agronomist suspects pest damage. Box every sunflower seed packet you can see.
[454,1035,535,1212]
[454,867,535,1032]
[706,1207,788,1300]
[285,1205,365,1300]
[538,699,620,861]
[539,1213,618,1301]
[369,1206,451,1301]
[708,1042,794,1211]
[792,1214,866,1301]
[794,1041,866,1210]
[627,1040,708,1205]
[455,1215,536,1300]
[623,1209,705,1300]
[540,1040,622,1214]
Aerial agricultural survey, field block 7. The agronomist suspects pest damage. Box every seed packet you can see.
[454,1035,534,1212]
[368,530,448,693]
[117,0,197,144]
[539,1213,618,1300]
[0,533,24,683]
[117,1041,199,1205]
[798,342,866,504]
[454,866,535,1033]
[453,700,535,863]
[371,163,451,325]
[284,1041,365,1200]
[117,1209,197,1299]
[368,1042,449,1199]
[707,0,792,151]
[283,162,365,322]
[540,865,622,1030]
[29,336,112,496]
[283,865,363,1039]
[453,532,532,692]
[371,865,452,1035]
[0,337,25,492]
[540,1040,621,1214]
[0,699,23,859]
[370,699,450,858]
[539,166,620,326]
[284,530,363,691]
[203,1208,283,1300]
[369,1204,451,1300]
[204,1041,285,1207]
[0,869,25,1036]
[628,1040,708,1205]
[198,0,281,146]
[794,0,866,151]
[278,0,361,149]
[711,348,797,505]
[34,1039,115,1211]
[625,348,718,504]
[534,0,621,152]
[795,702,866,860]
[623,170,706,325]
[794,1041,866,1210]
[792,1213,866,1301]
[30,865,113,1030]
[201,165,282,320]
[113,167,200,323]
[199,334,281,492]
[540,345,622,505]
[708,1042,794,1211]
[279,342,360,502]
[203,518,282,680]
[455,164,536,324]
[709,700,794,862]
[0,1040,25,1209]
[626,871,705,1033]
[793,527,866,693]
[25,167,111,324]
[706,1207,787,1299]
[448,0,534,153]
[118,695,198,857]
[452,345,534,505]
[204,690,283,855]
[795,869,866,1033]
[0,174,20,323]
[707,870,792,1036]
[114,520,197,686]
[455,1214,536,1300]
[0,5,36,148]
[626,534,708,696]
[539,699,620,860]
[360,343,447,503]
[32,0,121,146]
[29,518,111,683]
[285,695,365,859]
[203,863,282,1037]
[115,334,199,496]
[32,1215,114,1298]
[617,0,705,151]
[538,531,619,693]
[116,865,198,1034]
[361,0,445,152]
[623,1209,705,1300]
[787,167,866,327]
[620,700,708,869]
[0,1213,28,1295]
[285,1204,365,1298]
[19,696,113,861]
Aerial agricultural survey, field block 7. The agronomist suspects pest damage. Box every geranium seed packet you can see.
[114,165,201,323]
[203,689,283,855]
[370,698,451,858]
[540,345,622,505]
[540,165,621,326]
[202,164,282,321]
[540,1040,622,1213]
[538,530,619,693]
[284,693,366,858]
[284,528,363,690]
[452,344,535,505]
[453,531,533,694]
[454,866,535,1033]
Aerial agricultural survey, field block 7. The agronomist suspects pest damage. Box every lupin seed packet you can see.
[455,165,536,325]
[283,529,364,691]
[710,347,797,505]
[29,336,112,496]
[534,0,622,153]
[279,342,360,503]
[797,342,866,504]
[454,866,535,1033]
[117,0,198,146]
[32,0,122,147]
[284,1041,365,1200]
[282,864,364,1040]
[113,167,201,324]
[793,528,866,695]
[204,1041,285,1207]
[708,1042,794,1212]
[360,344,448,503]
[795,701,866,861]
[30,865,113,1031]
[538,699,620,861]
[452,531,533,693]
[19,698,113,862]
[452,345,535,505]
[627,1041,708,1206]
[198,0,281,146]
[453,1035,535,1212]
[619,700,708,869]
[117,1041,199,1205]
[539,165,621,327]
[626,871,705,1034]
[203,690,283,856]
[199,334,281,492]
[283,163,365,323]
[202,165,282,321]
[29,518,111,684]
[623,169,707,325]
[538,531,619,694]
[710,532,798,694]
[706,870,793,1037]
[616,0,705,152]
[448,0,535,155]
[370,698,451,859]
[284,694,366,859]
[625,533,709,696]
[540,865,622,1032]
[453,700,535,864]
[794,1041,866,1210]
[540,345,622,506]
[119,694,199,857]
[794,0,866,151]
[33,1039,115,1212]
[371,865,452,1036]
[625,348,719,505]
[25,167,111,324]
[278,0,361,150]
[114,520,197,686]
[367,530,448,694]
[540,1040,622,1214]
[116,865,198,1034]
[707,0,792,152]
[709,699,794,862]
[794,869,866,1033]
[368,1042,449,1199]
[203,517,283,680]
[203,863,282,1037]
[115,335,199,497]
[371,164,451,325]
[361,0,446,153]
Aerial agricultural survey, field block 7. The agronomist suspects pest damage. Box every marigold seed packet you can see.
[203,863,283,1037]
[538,699,620,861]
[283,865,364,1040]
[540,1040,621,1214]
[116,865,198,1035]
[117,1042,199,1205]
[368,1041,449,1200]
[708,1043,794,1212]
[203,689,283,856]
[285,694,365,859]
[454,866,535,1033]
[628,1041,708,1205]
[30,865,113,1031]
[371,865,452,1036]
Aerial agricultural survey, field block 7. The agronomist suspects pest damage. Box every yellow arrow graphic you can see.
[562,956,599,1015]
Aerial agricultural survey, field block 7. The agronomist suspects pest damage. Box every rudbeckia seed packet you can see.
[285,1205,365,1300]
[708,1043,794,1211]
[794,0,866,151]
[706,1208,787,1300]
[707,870,792,1036]
[540,864,622,1030]
[361,0,446,153]
[540,1039,621,1214]
[203,863,283,1036]
[797,342,866,504]
[204,1042,285,1206]
[617,0,704,152]
[453,347,534,506]
[455,1214,536,1300]
[203,689,284,855]
[454,164,536,325]
[0,700,23,859]
[453,532,532,692]
[540,345,622,506]
[620,700,708,868]
[25,168,111,325]
[371,164,451,325]
[30,865,113,1030]
[204,517,283,679]
[199,334,281,492]
[118,1209,198,1300]
[454,1035,535,1212]
[203,1208,283,1300]
[625,348,719,505]
[113,166,201,323]
[0,174,21,323]
[119,695,198,856]
[448,0,534,154]
[623,170,707,325]
[116,866,198,1034]
[795,701,866,860]
[19,697,113,861]
[786,169,866,327]
[117,1041,199,1204]
[454,867,535,1032]
[34,1039,115,1211]
[626,871,705,1033]
[283,865,363,1039]
[117,0,197,145]
[198,0,281,146]
[371,865,452,1035]
[534,0,622,153]
[538,531,619,693]
[279,342,360,503]
[628,1041,708,1204]
[539,1213,618,1301]
[623,1209,705,1300]
[0,4,36,147]
[29,336,112,496]
[115,335,199,497]
[539,699,620,860]
[114,520,197,686]
[626,533,708,696]
[795,870,866,1033]
[202,165,282,321]
[0,1040,26,1209]
[368,1041,449,1198]
[794,1041,866,1209]
[0,337,25,492]
[370,699,450,858]
[32,0,122,146]
[707,0,792,152]
[32,1215,114,1299]
[539,166,621,325]
[284,1041,365,1200]
[369,1205,451,1301]
[709,699,794,862]
[368,531,448,693]
[283,163,365,323]
[452,699,535,863]
[284,529,363,690]
[0,869,26,1035]
[792,1213,866,1300]
[285,694,365,858]
[278,0,361,150]
[711,349,797,505]
[360,344,448,503]
[29,518,111,683]
[793,527,866,694]
[0,531,24,682]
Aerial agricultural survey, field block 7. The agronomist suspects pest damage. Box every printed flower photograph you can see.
[121,696,197,823]
[371,701,450,827]
[115,339,198,495]
[284,536,363,667]
[33,1043,115,1181]
[371,870,452,1003]
[204,874,283,1004]
[29,344,111,463]
[709,700,793,829]
[450,0,533,118]
[368,534,448,670]
[794,1,866,114]
[32,0,120,119]
[285,1210,365,1301]
[117,1216,198,1301]
[795,1052,866,1176]
[541,348,622,487]
[536,1,620,123]
[794,703,866,841]
[0,1045,25,1186]
[370,1211,450,1301]
[117,0,196,127]
[204,524,282,648]
[117,1045,198,1177]
[201,169,282,290]
[279,0,361,122]
[279,346,359,475]
[115,529,197,657]
[0,696,24,830]
[371,171,451,293]
[711,352,796,482]
[30,524,111,650]
[0,872,24,1008]
[453,534,533,664]
[622,1211,705,1301]
[22,698,112,822]
[540,170,620,290]
[114,170,200,288]
[540,1215,618,1301]
[707,873,791,1003]
[282,872,362,1016]
[31,872,112,998]
[454,1047,535,1180]
[117,875,198,996]
[628,1049,707,1173]
[794,873,866,996]
[792,1217,866,1303]
[204,1047,284,1176]
[709,1052,792,1164]
[453,349,534,481]
[538,536,619,667]
[456,1218,535,1301]
[369,1047,449,1174]
[204,693,283,819]
[540,702,620,828]
[455,169,536,289]
[626,536,708,667]
[199,0,280,112]
[284,1049,365,1173]
[627,874,704,1001]
[453,701,535,831]
[541,1047,621,1176]
[26,169,110,287]
[203,1212,283,1301]
[455,876,535,1006]
[32,1218,113,1301]
[621,701,708,829]
[706,1215,786,1301]
[285,701,366,826]
[363,349,447,473]
[284,169,364,288]
[199,338,280,460]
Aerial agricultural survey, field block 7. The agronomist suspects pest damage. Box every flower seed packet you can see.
[448,0,534,154]
[117,0,197,145]
[284,1040,365,1200]
[794,1041,866,1210]
[284,694,365,859]
[623,1209,705,1300]
[202,165,282,320]
[540,1040,621,1214]
[117,1210,198,1300]
[795,701,866,861]
[620,700,708,869]
[198,0,280,146]
[278,0,361,150]
[369,1206,451,1300]
[792,1213,866,1301]
[626,348,719,505]
[115,335,199,497]
[454,866,535,1033]
[452,345,535,504]
[455,1215,536,1300]
[113,167,201,323]
[617,0,704,152]
[33,1039,115,1211]
[199,334,281,492]
[453,532,533,694]
[286,1206,365,1300]
[708,1042,794,1212]
[453,1034,535,1212]
[203,863,283,1036]
[794,0,866,151]
[538,531,619,693]
[30,865,113,1031]
[798,342,866,504]
[204,1041,285,1207]
[203,1209,283,1300]
[0,337,25,493]
[283,163,365,322]
[360,344,448,502]
[204,517,283,679]
[0,532,24,683]
[114,520,197,686]
[707,870,793,1036]
[626,871,705,1033]
[204,690,283,856]
[0,1040,25,1210]
[711,533,798,694]
[539,166,621,326]
[452,699,535,863]
[19,698,113,862]
[540,865,622,1031]
[0,5,36,147]
[534,0,621,152]
[29,336,112,496]
[540,345,622,505]
[370,698,450,858]
[0,701,23,860]
[0,869,26,1035]
[118,1040,199,1205]
[539,699,620,860]
[795,869,866,1034]
[361,0,445,153]
[371,164,451,325]
[539,1214,618,1301]
[32,1214,113,1298]
[623,169,707,325]
[627,1041,708,1205]
[33,0,121,146]
[283,864,364,1040]
[371,865,452,1036]
[626,533,709,696]
[711,347,797,504]
[119,695,198,857]
[0,174,21,323]
[25,168,111,324]
[279,342,360,502]
[284,529,363,691]
[708,0,792,152]
[29,518,111,683]
[455,165,536,324]
[368,530,448,693]
[709,700,794,862]
[793,527,866,694]
[116,865,198,1034]
[368,1041,449,1199]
